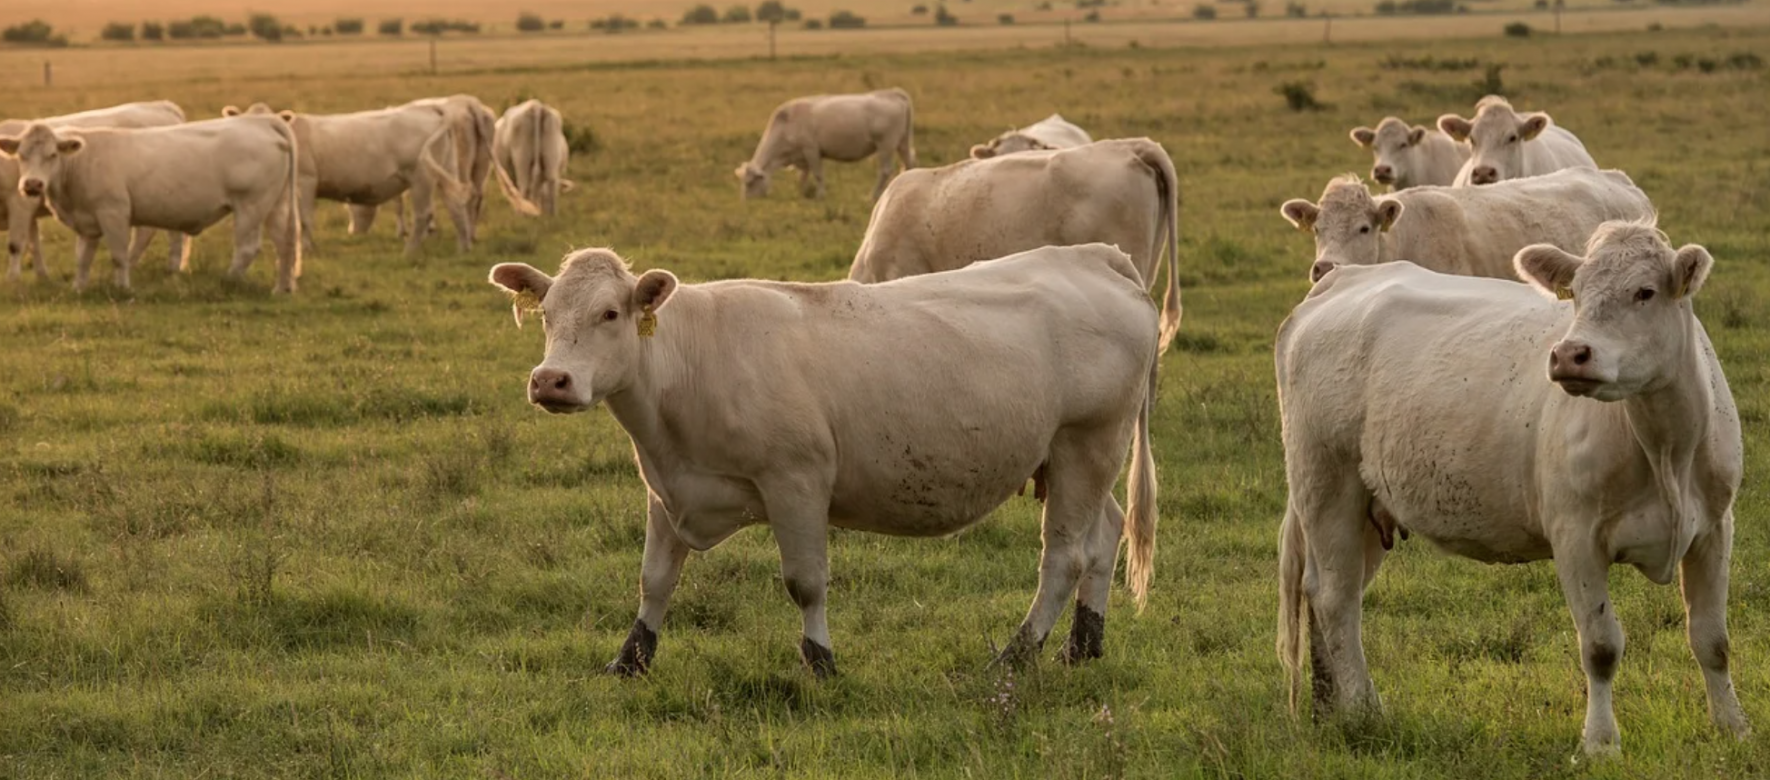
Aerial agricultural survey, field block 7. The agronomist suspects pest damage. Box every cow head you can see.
[734,163,770,199]
[222,103,296,123]
[1516,219,1707,401]
[1350,117,1431,189]
[970,132,1048,160]
[489,248,679,413]
[0,123,83,199]
[1280,175,1403,283]
[1438,96,1551,186]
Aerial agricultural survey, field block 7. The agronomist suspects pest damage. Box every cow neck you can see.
[601,289,705,462]
[1374,230,1396,266]
[1620,306,1710,573]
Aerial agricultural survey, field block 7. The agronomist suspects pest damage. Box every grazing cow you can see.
[489,243,1159,677]
[848,138,1182,353]
[492,99,571,217]
[1280,168,1653,282]
[0,116,301,292]
[382,94,496,242]
[1,101,189,282]
[970,113,1093,159]
[735,88,916,200]
[1347,116,1469,190]
[1438,95,1596,186]
[222,102,470,255]
[1275,221,1747,757]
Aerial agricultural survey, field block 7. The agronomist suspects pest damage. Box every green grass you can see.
[3,24,1770,778]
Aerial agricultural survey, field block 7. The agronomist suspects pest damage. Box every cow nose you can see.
[528,367,573,401]
[1549,342,1593,374]
[1310,260,1337,283]
[1372,165,1393,182]
[1470,167,1497,185]
[20,179,44,196]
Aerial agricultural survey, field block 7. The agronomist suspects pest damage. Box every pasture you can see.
[2,20,1769,779]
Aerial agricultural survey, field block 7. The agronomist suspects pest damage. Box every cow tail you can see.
[1124,342,1159,612]
[420,125,473,211]
[492,137,542,217]
[280,120,302,279]
[1139,139,1183,354]
[1277,500,1307,716]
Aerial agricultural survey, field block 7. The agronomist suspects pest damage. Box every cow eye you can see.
[1635,288,1655,303]
[1359,225,1371,234]
[1507,134,1518,144]
[602,309,619,322]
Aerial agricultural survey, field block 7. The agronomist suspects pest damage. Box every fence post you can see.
[43,61,52,87]
[1323,15,1332,44]
[429,37,437,74]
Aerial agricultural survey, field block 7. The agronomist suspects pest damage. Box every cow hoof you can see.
[603,619,657,677]
[800,637,837,679]
[991,624,1044,670]
[1057,604,1105,665]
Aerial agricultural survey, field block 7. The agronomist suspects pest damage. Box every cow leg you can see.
[607,496,691,677]
[97,215,136,290]
[347,204,377,235]
[1000,434,1119,669]
[1059,497,1124,664]
[4,237,18,282]
[1553,545,1625,757]
[759,477,837,678]
[1295,468,1380,716]
[297,176,319,254]
[404,184,434,255]
[28,218,47,281]
[227,212,265,281]
[1680,522,1749,739]
[72,234,99,292]
[265,196,299,295]
[872,152,894,201]
[801,156,825,200]
[124,227,155,268]
[169,233,192,273]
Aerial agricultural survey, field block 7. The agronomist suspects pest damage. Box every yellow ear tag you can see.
[1555,286,1574,302]
[637,305,657,338]
[510,290,542,328]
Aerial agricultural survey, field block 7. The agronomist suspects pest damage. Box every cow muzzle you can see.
[1469,166,1499,186]
[19,179,45,198]
[1371,165,1395,185]
[1547,341,1603,397]
[528,367,588,413]
[1310,260,1337,284]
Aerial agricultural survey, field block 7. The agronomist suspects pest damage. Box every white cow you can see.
[735,88,916,200]
[491,99,571,217]
[970,113,1093,159]
[366,94,496,243]
[1,101,189,282]
[0,116,301,292]
[489,243,1159,676]
[1275,221,1747,757]
[1347,116,1469,190]
[848,138,1182,353]
[1280,168,1654,282]
[1438,95,1596,186]
[222,102,469,255]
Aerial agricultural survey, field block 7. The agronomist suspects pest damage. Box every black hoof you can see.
[604,619,657,677]
[801,637,837,679]
[992,624,1045,670]
[1058,604,1105,664]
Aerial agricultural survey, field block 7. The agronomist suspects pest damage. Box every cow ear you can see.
[1673,244,1713,299]
[0,137,18,158]
[222,106,242,117]
[1437,114,1472,142]
[1519,112,1551,141]
[1349,127,1375,148]
[1374,198,1404,232]
[1280,199,1320,232]
[488,262,553,328]
[1514,244,1584,300]
[1407,125,1428,146]
[56,137,84,155]
[969,143,995,159]
[278,111,296,124]
[633,269,679,313]
[732,164,748,180]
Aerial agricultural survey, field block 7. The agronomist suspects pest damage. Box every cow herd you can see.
[2,83,1748,759]
[0,94,572,292]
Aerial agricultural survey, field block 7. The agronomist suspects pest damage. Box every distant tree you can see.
[998,12,1016,22]
[186,16,227,38]
[2,20,65,46]
[725,5,753,22]
[648,18,669,28]
[548,19,564,29]
[804,17,825,28]
[829,9,867,27]
[141,21,165,40]
[682,5,720,24]
[1503,20,1532,35]
[378,18,404,35]
[517,12,546,31]
[335,18,364,34]
[1084,9,1102,20]
[935,5,959,24]
[101,22,136,41]
[224,22,247,36]
[249,14,283,42]
[784,8,802,19]
[1246,0,1261,16]
[912,3,930,13]
[1285,1,1307,16]
[758,0,789,20]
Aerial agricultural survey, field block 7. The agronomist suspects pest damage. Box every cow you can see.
[222,102,470,255]
[970,113,1093,159]
[1280,168,1654,283]
[491,99,571,217]
[734,88,916,201]
[488,243,1160,677]
[1438,95,1597,186]
[1,101,189,282]
[1274,220,1747,757]
[1347,116,1469,190]
[0,116,301,293]
[848,138,1182,354]
[357,94,497,243]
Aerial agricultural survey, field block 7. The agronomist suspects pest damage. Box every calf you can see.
[490,243,1159,677]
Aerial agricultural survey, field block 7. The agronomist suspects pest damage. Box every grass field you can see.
[2,19,1770,779]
